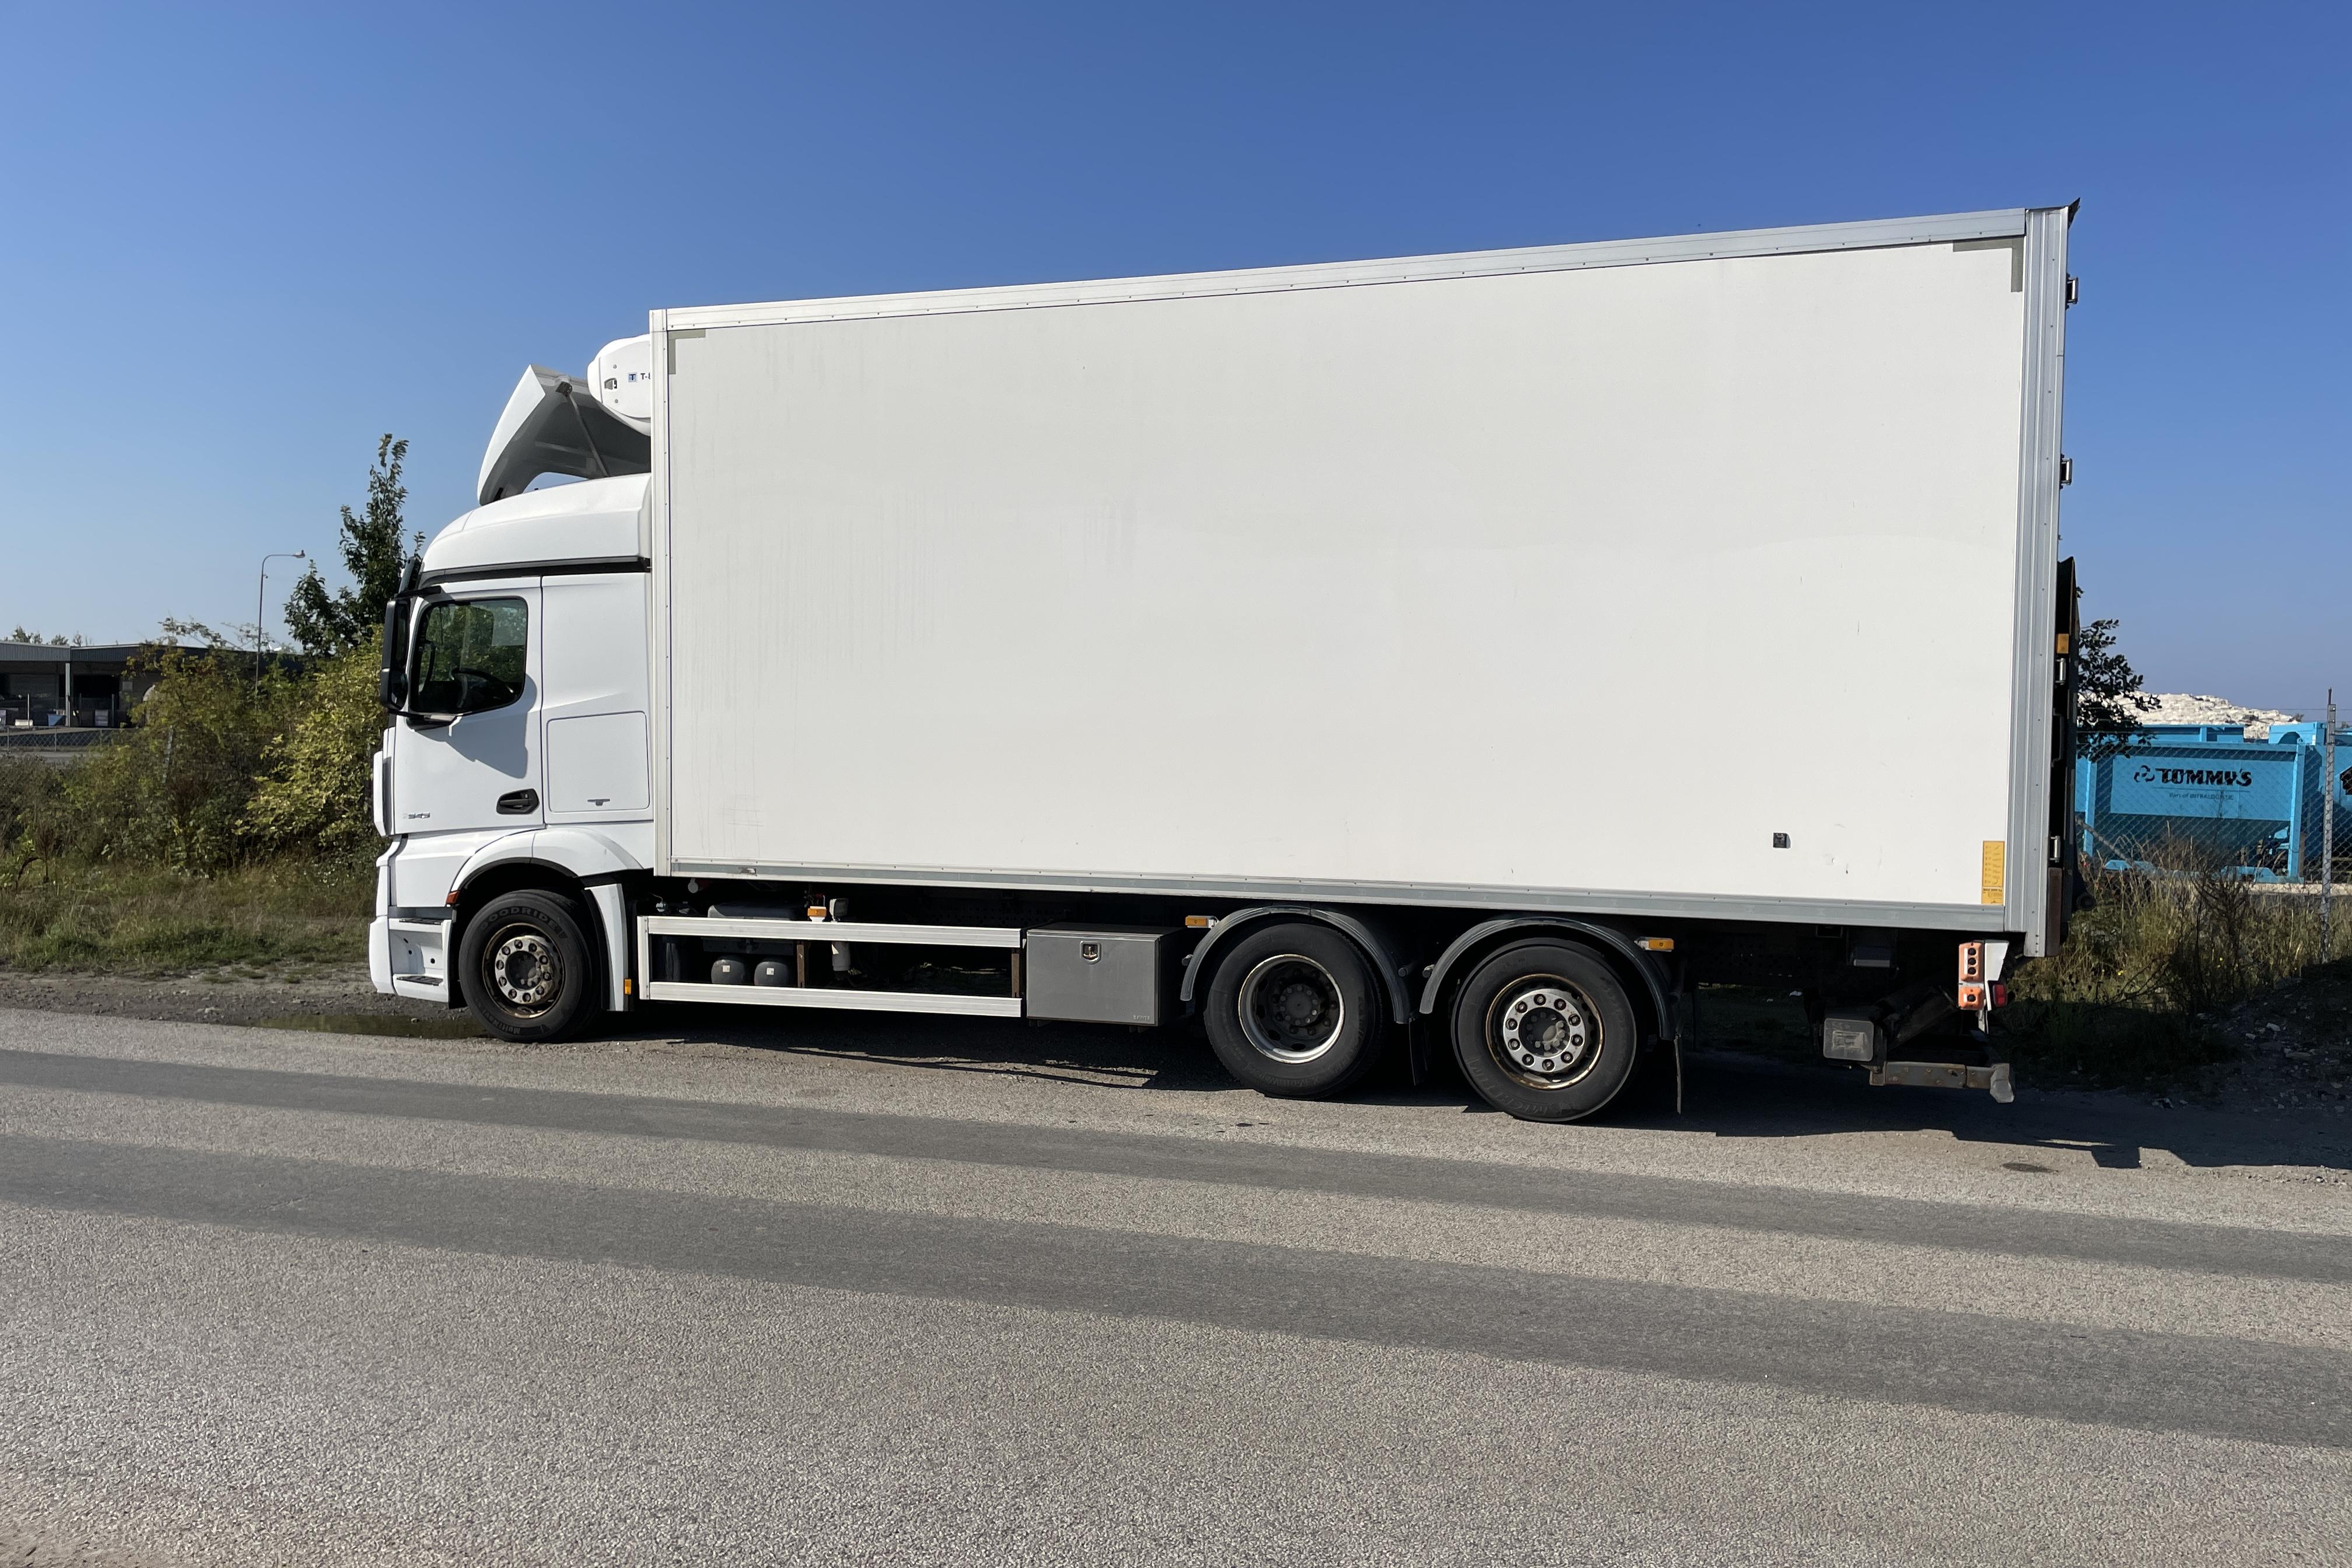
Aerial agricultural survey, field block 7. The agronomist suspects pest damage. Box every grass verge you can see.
[2004,867,2346,1089]
[0,858,373,974]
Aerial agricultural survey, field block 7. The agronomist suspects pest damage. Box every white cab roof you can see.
[420,474,649,582]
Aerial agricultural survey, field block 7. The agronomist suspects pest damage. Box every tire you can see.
[1450,940,1642,1123]
[1202,921,1389,1098]
[457,888,598,1044]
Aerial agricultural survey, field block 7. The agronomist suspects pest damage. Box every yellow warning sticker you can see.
[1980,841,2007,905]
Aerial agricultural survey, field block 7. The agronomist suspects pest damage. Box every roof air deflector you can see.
[477,365,651,506]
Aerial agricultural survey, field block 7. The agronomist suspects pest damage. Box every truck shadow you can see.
[608,1003,1236,1094]
[605,1007,2350,1174]
[1633,1046,2352,1174]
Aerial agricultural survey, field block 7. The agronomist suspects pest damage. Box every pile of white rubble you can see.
[2137,694,2303,736]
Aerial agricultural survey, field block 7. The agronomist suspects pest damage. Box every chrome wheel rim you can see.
[487,925,561,1013]
[1237,954,1346,1063]
[1487,977,1600,1090]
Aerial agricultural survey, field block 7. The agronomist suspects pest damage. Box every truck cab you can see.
[369,342,657,1030]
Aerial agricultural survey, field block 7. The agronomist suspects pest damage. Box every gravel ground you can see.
[2192,963,2352,1115]
[0,963,475,1037]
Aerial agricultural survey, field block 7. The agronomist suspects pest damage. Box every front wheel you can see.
[1449,940,1641,1122]
[457,888,598,1043]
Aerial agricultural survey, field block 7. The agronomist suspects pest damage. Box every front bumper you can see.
[372,849,457,1005]
[374,915,455,1004]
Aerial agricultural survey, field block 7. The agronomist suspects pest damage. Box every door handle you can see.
[496,789,539,815]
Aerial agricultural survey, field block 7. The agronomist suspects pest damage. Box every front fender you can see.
[452,824,652,890]
[448,826,652,1014]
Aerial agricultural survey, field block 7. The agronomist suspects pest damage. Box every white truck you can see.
[370,204,2081,1121]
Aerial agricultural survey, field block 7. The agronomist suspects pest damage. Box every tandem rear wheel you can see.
[1201,921,1390,1099]
[1447,939,1643,1123]
[1198,922,1647,1121]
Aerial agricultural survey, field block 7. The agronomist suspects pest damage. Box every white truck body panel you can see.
[645,209,2067,939]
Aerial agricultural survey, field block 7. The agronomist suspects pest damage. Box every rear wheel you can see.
[457,888,597,1043]
[1450,939,1641,1122]
[1203,922,1388,1099]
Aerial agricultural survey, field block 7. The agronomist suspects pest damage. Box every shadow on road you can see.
[592,1003,2351,1174]
[1643,1047,2352,1174]
[603,1002,1233,1094]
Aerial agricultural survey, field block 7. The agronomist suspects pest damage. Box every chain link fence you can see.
[2073,694,2346,967]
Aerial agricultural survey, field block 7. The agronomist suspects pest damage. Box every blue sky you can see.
[1,1,2343,708]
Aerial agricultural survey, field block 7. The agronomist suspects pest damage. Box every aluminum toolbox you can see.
[1024,925,1184,1026]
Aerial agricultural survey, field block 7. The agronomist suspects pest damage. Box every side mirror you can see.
[379,595,411,712]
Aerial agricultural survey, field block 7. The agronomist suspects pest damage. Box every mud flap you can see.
[1406,1011,1435,1087]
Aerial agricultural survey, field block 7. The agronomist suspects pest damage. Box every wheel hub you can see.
[1237,954,1345,1063]
[1276,982,1325,1027]
[491,931,559,1009]
[1497,984,1590,1079]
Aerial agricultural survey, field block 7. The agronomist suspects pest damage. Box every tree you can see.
[285,434,415,657]
[2076,616,2155,759]
[155,617,248,649]
[8,628,83,646]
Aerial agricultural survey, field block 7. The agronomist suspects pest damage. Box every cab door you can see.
[392,584,544,839]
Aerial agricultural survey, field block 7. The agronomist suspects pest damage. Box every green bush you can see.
[245,635,387,862]
[0,757,66,868]
[2005,864,2344,1086]
[0,636,387,881]
[59,648,298,873]
[0,640,383,970]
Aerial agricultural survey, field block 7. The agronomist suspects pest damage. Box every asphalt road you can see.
[2,1006,2347,1566]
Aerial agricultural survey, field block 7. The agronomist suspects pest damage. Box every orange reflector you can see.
[622,977,634,996]
[1639,936,1675,953]
[1185,915,1214,929]
[444,890,459,905]
[807,906,829,921]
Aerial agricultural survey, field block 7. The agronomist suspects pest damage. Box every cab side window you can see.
[410,597,528,716]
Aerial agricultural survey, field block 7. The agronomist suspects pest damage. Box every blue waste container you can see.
[2074,723,2350,881]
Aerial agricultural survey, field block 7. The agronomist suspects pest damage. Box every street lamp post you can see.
[257,551,307,687]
